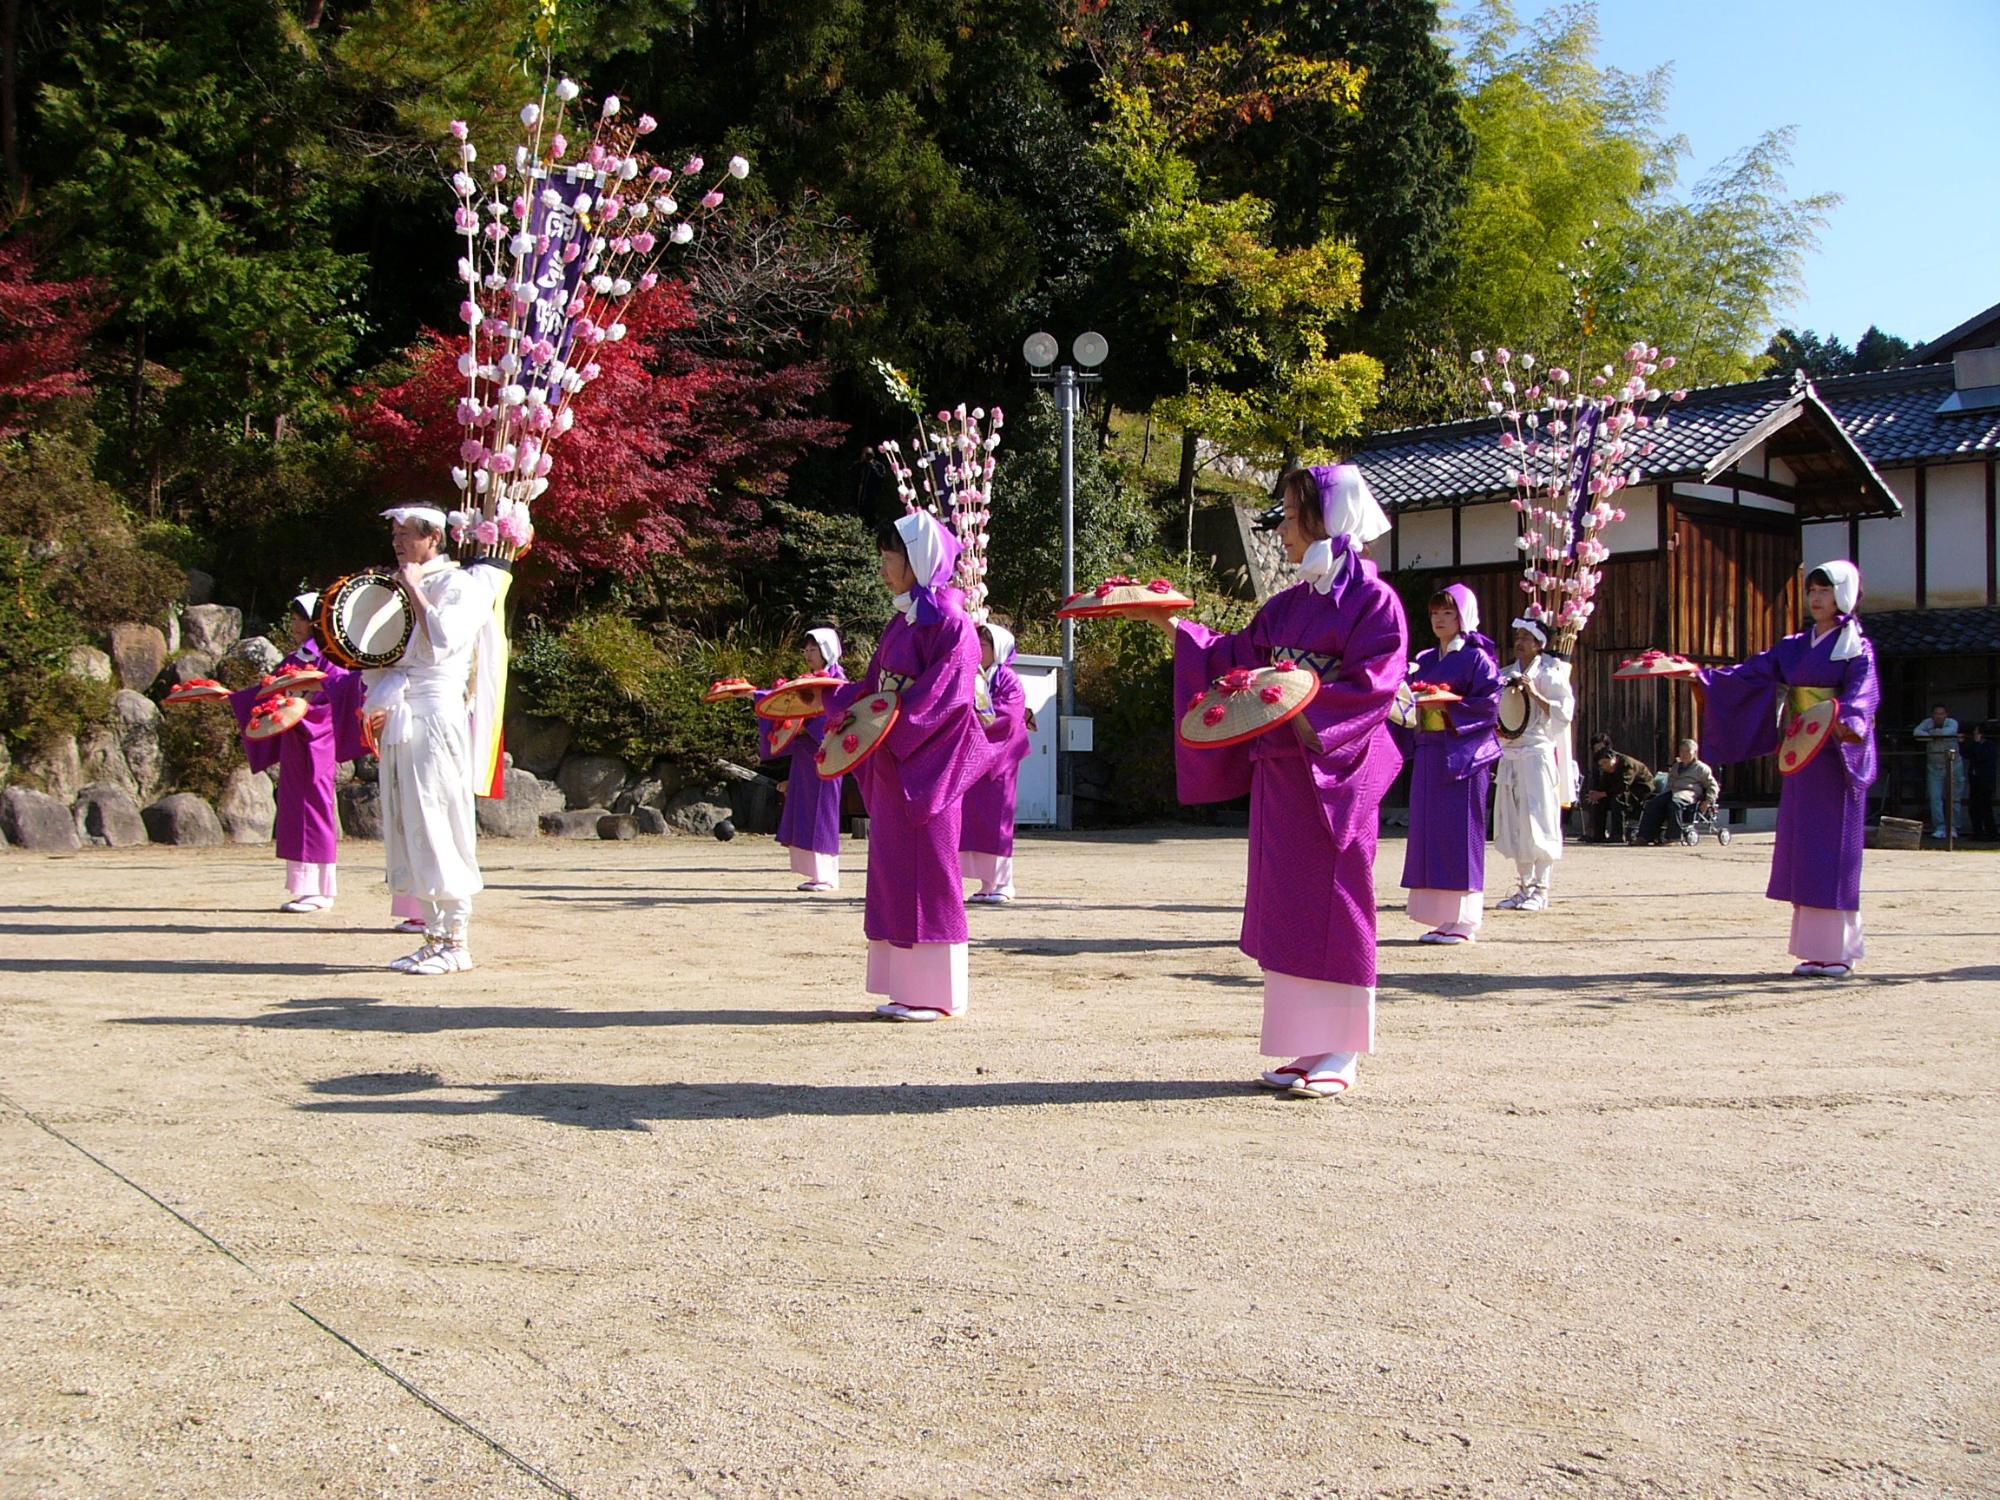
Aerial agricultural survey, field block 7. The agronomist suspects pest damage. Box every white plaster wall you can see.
[1602,487,1659,555]
[1397,508,1454,572]
[1459,501,1518,567]
[1858,468,1919,608]
[1925,462,1988,606]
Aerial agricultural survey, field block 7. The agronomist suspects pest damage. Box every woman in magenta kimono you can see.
[1697,561,1878,976]
[960,622,1032,905]
[227,593,363,913]
[1399,583,1501,944]
[832,510,987,1020]
[1127,464,1406,1098]
[756,627,848,892]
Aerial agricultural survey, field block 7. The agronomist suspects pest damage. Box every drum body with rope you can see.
[318,570,415,669]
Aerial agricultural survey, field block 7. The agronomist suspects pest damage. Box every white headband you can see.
[381,504,448,531]
[1510,616,1547,645]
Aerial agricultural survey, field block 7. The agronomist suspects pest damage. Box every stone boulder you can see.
[21,735,82,801]
[73,783,148,847]
[181,603,242,656]
[557,753,630,811]
[107,622,169,692]
[597,813,638,840]
[504,710,573,778]
[112,690,164,799]
[78,726,137,796]
[217,765,277,842]
[631,806,668,836]
[168,652,219,686]
[141,792,224,847]
[663,785,733,836]
[228,636,284,675]
[716,759,783,835]
[541,807,609,838]
[182,567,216,606]
[475,767,547,838]
[649,759,689,800]
[0,737,11,789]
[337,778,383,838]
[611,777,664,815]
[2,786,82,851]
[66,645,113,684]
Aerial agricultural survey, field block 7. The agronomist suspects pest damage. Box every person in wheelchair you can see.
[1635,739,1721,845]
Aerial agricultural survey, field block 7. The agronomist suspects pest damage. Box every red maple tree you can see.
[0,239,107,437]
[350,279,841,600]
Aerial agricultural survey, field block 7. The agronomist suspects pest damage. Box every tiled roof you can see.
[1862,607,2000,658]
[1816,365,2000,467]
[1348,362,1996,519]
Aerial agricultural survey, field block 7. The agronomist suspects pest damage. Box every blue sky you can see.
[1534,0,1998,348]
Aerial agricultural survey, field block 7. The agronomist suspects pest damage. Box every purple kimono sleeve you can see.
[1834,642,1881,785]
[1172,618,1259,805]
[226,685,282,774]
[983,670,1033,766]
[1303,583,1406,759]
[879,612,984,821]
[1698,648,1783,765]
[1448,646,1503,738]
[320,667,371,764]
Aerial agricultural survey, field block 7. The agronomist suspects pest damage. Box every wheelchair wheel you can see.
[1681,825,1699,847]
[1716,827,1732,847]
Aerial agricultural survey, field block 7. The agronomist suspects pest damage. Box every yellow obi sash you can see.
[1782,684,1834,735]
[1419,707,1449,733]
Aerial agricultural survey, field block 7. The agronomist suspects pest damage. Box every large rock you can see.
[21,735,81,801]
[611,777,663,815]
[78,726,136,795]
[504,711,573,778]
[181,603,242,656]
[163,608,180,654]
[182,568,215,606]
[141,792,225,847]
[66,645,113,684]
[216,765,277,842]
[73,783,147,847]
[663,785,733,836]
[557,753,630,811]
[597,813,638,841]
[541,807,609,838]
[0,737,11,788]
[631,806,668,836]
[536,778,566,817]
[337,779,383,838]
[228,636,284,675]
[2,786,82,851]
[716,759,783,835]
[168,652,219,686]
[107,622,168,692]
[112,690,164,799]
[650,759,689,800]
[475,767,547,838]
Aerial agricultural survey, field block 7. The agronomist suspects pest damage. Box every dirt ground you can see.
[1,826,1996,1499]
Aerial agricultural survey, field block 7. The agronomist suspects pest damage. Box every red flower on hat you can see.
[1273,658,1298,672]
[1260,685,1283,704]
[842,733,859,752]
[871,698,889,712]
[814,749,827,764]
[1190,690,1207,707]
[1147,578,1173,593]
[1219,667,1256,694]
[1201,704,1227,726]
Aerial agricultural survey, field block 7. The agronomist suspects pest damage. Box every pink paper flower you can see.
[1201,705,1227,727]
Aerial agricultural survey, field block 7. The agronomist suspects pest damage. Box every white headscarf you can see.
[891,510,962,623]
[381,504,449,532]
[1317,464,1392,546]
[981,623,1017,670]
[1810,559,1865,662]
[805,627,842,668]
[292,591,320,619]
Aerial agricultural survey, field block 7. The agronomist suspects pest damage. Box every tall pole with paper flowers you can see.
[443,62,751,564]
[871,361,1005,624]
[1471,343,1687,654]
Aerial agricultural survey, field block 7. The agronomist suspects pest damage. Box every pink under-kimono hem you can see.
[959,851,1014,895]
[1789,905,1864,964]
[866,940,969,1014]
[1260,969,1375,1056]
[391,893,426,920]
[284,860,337,899]
[1407,888,1482,934]
[790,847,839,886]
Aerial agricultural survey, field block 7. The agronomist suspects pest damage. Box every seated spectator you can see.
[1967,722,1997,840]
[1636,738,1721,844]
[1585,745,1653,843]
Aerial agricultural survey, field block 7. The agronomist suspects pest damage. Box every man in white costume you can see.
[364,505,506,976]
[1492,617,1575,912]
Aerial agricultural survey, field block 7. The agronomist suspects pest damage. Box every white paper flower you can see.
[728,155,750,179]
[521,103,541,127]
[671,222,694,244]
[556,78,580,102]
[602,95,621,118]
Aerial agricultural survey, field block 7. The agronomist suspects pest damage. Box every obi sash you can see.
[1783,684,1834,733]
[1270,645,1340,680]
[881,669,915,694]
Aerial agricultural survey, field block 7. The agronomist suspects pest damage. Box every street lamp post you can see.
[1025,331,1107,831]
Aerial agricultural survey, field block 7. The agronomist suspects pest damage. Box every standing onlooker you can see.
[1913,704,1961,839]
[1965,722,1998,840]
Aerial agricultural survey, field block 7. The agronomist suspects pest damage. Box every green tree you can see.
[1765,324,1913,379]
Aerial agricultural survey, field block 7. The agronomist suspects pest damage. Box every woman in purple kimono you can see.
[756,627,848,892]
[832,510,988,1020]
[1697,561,1878,976]
[960,623,1032,905]
[1128,464,1406,1098]
[227,593,362,913]
[1399,583,1501,944]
